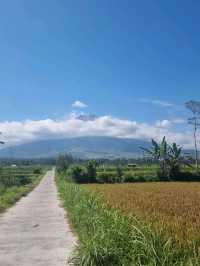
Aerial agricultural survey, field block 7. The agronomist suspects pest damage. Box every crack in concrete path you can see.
[0,169,76,266]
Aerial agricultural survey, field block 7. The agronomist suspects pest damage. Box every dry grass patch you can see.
[84,182,200,249]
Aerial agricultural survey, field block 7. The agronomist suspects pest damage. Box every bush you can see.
[86,160,98,182]
[170,171,200,181]
[122,172,157,182]
[33,168,42,175]
[17,175,32,186]
[56,154,74,172]
[156,169,169,181]
[122,172,144,182]
[116,166,123,180]
[69,166,88,183]
[0,175,32,187]
[96,172,118,183]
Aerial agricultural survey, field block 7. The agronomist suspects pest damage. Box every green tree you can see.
[56,154,74,172]
[86,160,98,182]
[116,166,123,182]
[70,166,86,183]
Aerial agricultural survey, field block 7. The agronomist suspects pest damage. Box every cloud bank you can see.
[0,114,193,148]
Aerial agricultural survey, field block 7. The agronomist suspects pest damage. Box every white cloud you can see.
[155,118,185,129]
[172,118,185,124]
[140,99,174,107]
[72,100,88,108]
[0,115,193,149]
[155,120,172,128]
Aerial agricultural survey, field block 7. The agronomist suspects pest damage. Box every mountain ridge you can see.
[0,137,151,159]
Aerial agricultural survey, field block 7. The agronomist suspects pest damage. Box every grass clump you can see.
[57,176,198,265]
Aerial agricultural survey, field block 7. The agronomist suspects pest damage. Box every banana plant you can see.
[141,137,184,179]
[141,137,169,178]
[167,143,182,177]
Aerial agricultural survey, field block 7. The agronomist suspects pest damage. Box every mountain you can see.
[0,137,151,159]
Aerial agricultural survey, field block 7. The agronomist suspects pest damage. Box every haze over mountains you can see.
[0,137,151,159]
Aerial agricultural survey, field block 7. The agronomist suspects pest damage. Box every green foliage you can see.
[141,137,185,180]
[116,166,123,180]
[122,171,157,182]
[70,166,87,184]
[86,160,98,182]
[57,178,198,266]
[62,155,200,184]
[0,166,43,212]
[33,168,42,175]
[56,154,74,172]
[168,143,182,178]
[0,175,32,187]
[67,161,98,183]
[96,172,117,183]
[66,164,159,184]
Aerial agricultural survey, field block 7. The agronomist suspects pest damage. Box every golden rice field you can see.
[84,182,200,249]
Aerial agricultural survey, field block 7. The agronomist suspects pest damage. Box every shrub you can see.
[86,160,98,182]
[170,171,200,181]
[69,166,88,183]
[96,172,118,183]
[0,175,32,187]
[33,168,42,175]
[116,166,123,182]
[122,172,145,182]
[17,175,32,186]
[156,168,169,181]
[122,172,157,182]
[56,154,74,172]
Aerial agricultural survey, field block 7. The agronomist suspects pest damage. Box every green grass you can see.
[57,174,199,266]
[0,166,44,212]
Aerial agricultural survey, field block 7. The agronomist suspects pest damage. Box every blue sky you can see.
[0,0,199,146]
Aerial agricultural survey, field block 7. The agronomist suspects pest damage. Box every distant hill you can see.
[0,137,151,159]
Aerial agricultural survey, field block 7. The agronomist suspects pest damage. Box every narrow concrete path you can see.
[0,169,76,266]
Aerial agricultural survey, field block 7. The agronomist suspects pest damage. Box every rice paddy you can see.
[84,182,200,249]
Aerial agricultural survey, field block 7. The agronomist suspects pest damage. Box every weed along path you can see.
[0,169,76,266]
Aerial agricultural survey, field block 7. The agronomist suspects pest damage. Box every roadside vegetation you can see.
[0,166,44,212]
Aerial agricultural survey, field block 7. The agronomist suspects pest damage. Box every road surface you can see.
[0,169,76,266]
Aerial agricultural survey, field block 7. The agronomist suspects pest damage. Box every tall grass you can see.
[57,176,198,265]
